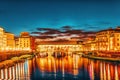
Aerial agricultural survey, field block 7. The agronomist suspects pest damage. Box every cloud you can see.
[64,29,82,34]
[43,30,60,35]
[36,28,61,35]
[61,26,72,30]
[35,35,56,39]
[35,27,83,36]
[71,37,83,39]
[31,32,42,35]
[31,26,96,40]
[36,28,56,31]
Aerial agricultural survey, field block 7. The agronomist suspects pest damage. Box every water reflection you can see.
[36,55,120,80]
[0,60,32,80]
[0,55,120,80]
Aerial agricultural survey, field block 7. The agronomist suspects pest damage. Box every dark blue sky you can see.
[0,0,120,35]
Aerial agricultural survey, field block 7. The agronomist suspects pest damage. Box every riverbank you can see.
[0,51,34,61]
[82,54,120,62]
[0,54,34,69]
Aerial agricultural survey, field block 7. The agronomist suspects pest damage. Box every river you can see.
[0,54,120,80]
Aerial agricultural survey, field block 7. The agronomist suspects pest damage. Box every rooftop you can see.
[37,41,79,45]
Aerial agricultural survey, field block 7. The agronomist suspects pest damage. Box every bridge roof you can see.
[37,41,79,45]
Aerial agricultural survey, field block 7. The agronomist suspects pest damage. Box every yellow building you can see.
[82,37,96,53]
[18,32,31,51]
[113,32,120,51]
[5,32,15,51]
[112,27,120,51]
[0,27,7,51]
[95,27,120,53]
[96,28,115,51]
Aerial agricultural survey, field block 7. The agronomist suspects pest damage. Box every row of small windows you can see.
[19,45,30,47]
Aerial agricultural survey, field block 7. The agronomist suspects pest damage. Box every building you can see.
[36,41,82,56]
[95,27,120,52]
[15,36,19,50]
[84,27,120,57]
[5,32,15,51]
[30,36,36,52]
[18,32,31,51]
[95,28,115,52]
[0,27,7,51]
[82,37,96,53]
[111,27,120,51]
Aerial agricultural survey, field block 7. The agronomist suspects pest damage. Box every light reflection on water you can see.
[0,55,120,80]
[0,60,32,80]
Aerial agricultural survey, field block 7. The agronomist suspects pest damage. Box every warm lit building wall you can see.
[30,36,36,51]
[15,37,19,49]
[91,41,96,51]
[96,28,114,51]
[82,37,96,52]
[82,44,88,52]
[84,43,91,52]
[3,34,7,49]
[19,38,30,47]
[0,27,7,51]
[113,32,120,51]
[95,27,120,52]
[81,28,114,52]
[5,32,15,50]
[79,44,83,51]
[18,32,31,51]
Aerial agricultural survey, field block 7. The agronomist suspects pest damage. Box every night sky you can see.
[0,0,120,36]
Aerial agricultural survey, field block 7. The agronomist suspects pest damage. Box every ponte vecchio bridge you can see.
[36,41,82,56]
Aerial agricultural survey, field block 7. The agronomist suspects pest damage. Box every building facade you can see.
[0,27,7,51]
[80,27,120,56]
[5,32,15,51]
[30,36,36,52]
[95,27,120,52]
[111,27,120,51]
[95,28,115,51]
[18,32,31,51]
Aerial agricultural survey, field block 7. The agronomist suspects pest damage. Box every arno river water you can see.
[0,54,120,80]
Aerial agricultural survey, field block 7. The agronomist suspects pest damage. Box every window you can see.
[117,43,119,46]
